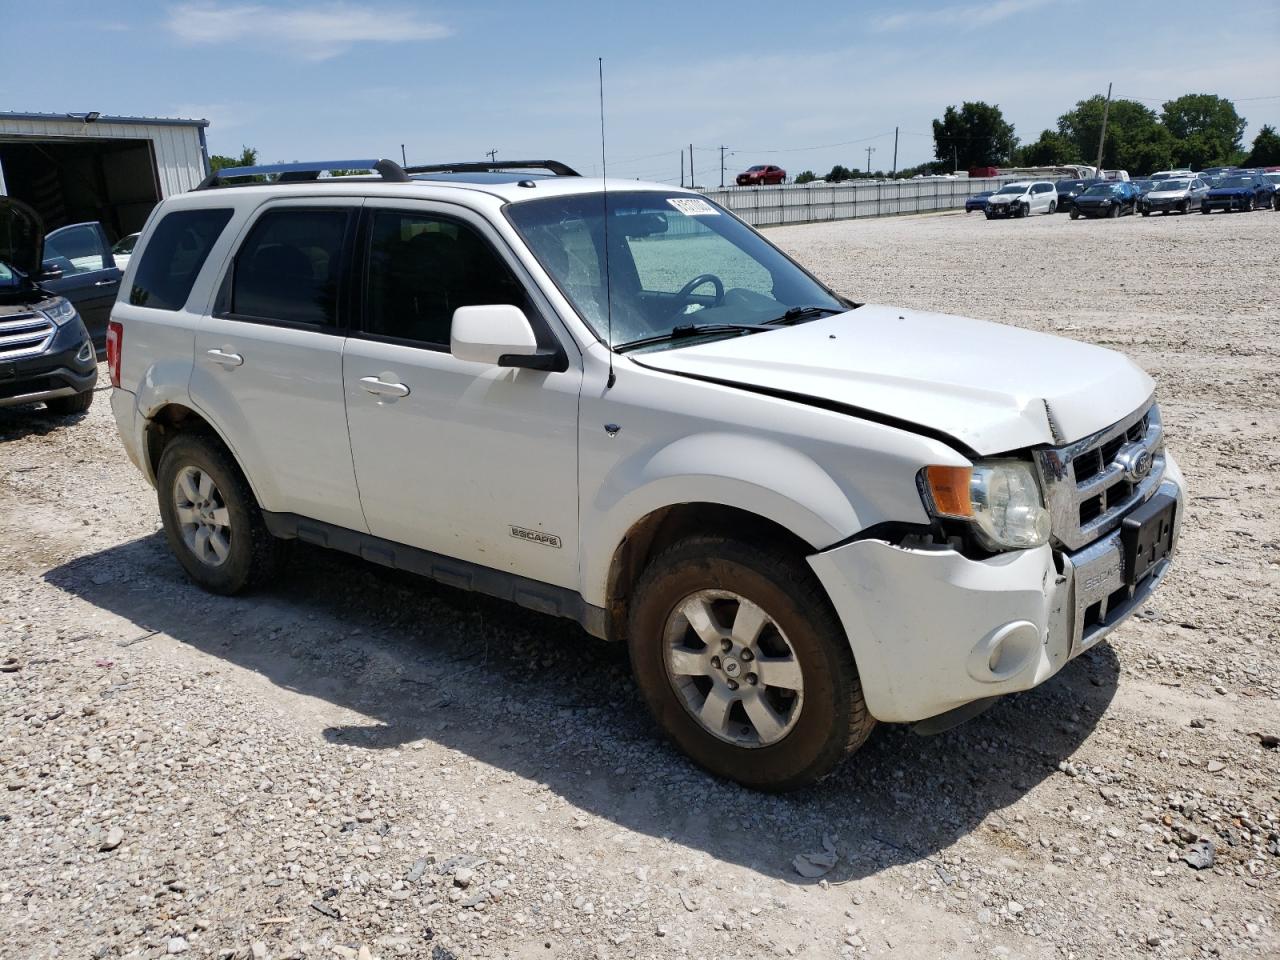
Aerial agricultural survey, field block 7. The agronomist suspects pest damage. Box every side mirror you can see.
[37,264,64,282]
[451,305,565,371]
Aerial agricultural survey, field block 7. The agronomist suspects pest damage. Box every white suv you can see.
[107,159,1184,790]
[984,180,1058,218]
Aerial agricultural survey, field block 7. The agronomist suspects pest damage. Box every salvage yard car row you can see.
[968,169,1279,221]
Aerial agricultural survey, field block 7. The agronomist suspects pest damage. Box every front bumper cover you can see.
[0,320,98,408]
[809,455,1185,723]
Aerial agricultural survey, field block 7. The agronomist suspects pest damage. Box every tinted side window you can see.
[129,209,233,310]
[230,209,349,326]
[44,225,106,277]
[364,211,531,346]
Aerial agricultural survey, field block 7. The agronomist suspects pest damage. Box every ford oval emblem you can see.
[1115,443,1153,483]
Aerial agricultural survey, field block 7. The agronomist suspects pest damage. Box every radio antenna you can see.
[599,56,615,389]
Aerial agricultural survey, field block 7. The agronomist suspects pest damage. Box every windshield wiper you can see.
[763,304,845,325]
[613,322,775,353]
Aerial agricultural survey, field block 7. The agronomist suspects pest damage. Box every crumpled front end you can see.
[809,412,1186,725]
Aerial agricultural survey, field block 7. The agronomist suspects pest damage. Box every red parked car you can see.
[736,164,786,186]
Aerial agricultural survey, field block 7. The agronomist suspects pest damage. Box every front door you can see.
[342,202,582,589]
[41,222,122,347]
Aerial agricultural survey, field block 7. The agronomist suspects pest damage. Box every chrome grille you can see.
[0,311,55,360]
[1035,401,1165,552]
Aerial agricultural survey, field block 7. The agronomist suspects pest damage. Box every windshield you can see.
[1156,180,1192,191]
[505,191,844,350]
[746,166,766,172]
[1055,180,1086,190]
[1082,184,1122,196]
[1266,173,1280,184]
[1218,176,1252,188]
[113,234,138,254]
[994,184,1025,195]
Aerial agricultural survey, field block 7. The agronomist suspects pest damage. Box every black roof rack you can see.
[405,160,581,177]
[196,158,410,190]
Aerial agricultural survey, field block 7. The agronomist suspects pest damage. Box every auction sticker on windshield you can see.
[667,198,719,216]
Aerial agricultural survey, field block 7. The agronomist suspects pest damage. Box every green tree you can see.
[932,101,1017,169]
[1243,124,1280,167]
[1160,94,1246,167]
[209,146,258,173]
[1057,96,1169,172]
[826,164,853,183]
[1017,129,1074,166]
[794,170,817,184]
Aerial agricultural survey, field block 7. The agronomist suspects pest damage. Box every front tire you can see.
[1243,196,1254,212]
[1070,209,1080,220]
[43,390,94,415]
[156,433,289,595]
[1047,201,1057,214]
[1109,203,1120,219]
[627,537,874,791]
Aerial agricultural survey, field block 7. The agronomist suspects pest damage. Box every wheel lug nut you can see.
[710,656,721,670]
[746,673,758,686]
[726,679,739,691]
[740,649,753,662]
[720,638,732,653]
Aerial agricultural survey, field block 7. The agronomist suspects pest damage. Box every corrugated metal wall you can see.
[700,177,1013,227]
[0,115,207,198]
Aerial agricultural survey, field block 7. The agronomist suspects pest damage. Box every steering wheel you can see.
[670,273,725,316]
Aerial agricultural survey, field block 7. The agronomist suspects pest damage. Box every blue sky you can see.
[7,0,1279,181]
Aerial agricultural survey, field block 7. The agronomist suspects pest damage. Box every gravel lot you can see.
[2,206,1277,960]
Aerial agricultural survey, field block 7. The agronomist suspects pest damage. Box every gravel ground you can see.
[2,206,1278,960]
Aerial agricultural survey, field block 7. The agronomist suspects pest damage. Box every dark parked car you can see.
[1141,177,1209,215]
[39,220,123,349]
[1130,178,1157,198]
[1054,178,1099,212]
[964,190,994,212]
[1201,174,1275,213]
[1070,181,1139,219]
[736,164,786,186]
[0,197,99,415]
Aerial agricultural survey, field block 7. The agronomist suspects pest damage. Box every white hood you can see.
[630,305,1154,454]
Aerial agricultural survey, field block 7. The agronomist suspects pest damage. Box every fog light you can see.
[77,341,94,363]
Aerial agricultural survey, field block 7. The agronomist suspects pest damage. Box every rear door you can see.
[41,222,122,347]
[341,201,582,588]
[190,198,367,533]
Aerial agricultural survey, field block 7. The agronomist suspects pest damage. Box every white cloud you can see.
[874,0,1055,32]
[165,2,451,60]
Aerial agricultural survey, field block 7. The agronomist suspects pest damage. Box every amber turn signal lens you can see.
[925,465,973,518]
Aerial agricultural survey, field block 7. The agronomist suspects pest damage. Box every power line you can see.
[731,131,896,155]
[1115,92,1280,104]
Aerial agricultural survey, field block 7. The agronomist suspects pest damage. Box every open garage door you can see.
[0,137,161,243]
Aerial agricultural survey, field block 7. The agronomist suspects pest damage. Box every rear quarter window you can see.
[129,208,234,310]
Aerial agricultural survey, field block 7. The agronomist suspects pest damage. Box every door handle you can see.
[94,278,119,287]
[359,376,410,398]
[205,348,244,367]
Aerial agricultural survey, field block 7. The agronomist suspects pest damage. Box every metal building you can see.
[0,111,210,240]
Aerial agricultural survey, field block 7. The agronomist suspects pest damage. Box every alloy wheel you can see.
[173,466,232,567]
[663,590,804,747]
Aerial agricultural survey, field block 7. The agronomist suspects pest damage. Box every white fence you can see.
[699,177,1012,227]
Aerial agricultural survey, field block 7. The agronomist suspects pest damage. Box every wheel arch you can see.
[142,403,264,507]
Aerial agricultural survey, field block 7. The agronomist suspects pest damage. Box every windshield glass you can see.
[1266,173,1280,184]
[994,184,1025,195]
[506,191,843,350]
[1218,176,1252,188]
[1055,180,1086,190]
[1156,180,1192,191]
[1082,184,1122,196]
[746,166,766,172]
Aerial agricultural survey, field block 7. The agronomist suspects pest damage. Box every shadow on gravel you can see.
[0,403,92,442]
[46,532,1120,884]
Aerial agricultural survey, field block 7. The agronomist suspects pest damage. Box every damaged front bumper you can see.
[808,455,1185,724]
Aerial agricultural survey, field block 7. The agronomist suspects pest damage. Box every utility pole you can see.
[401,143,407,166]
[680,149,685,188]
[689,143,694,189]
[952,144,958,173]
[1094,82,1112,174]
[720,146,727,188]
[485,148,498,163]
[892,127,898,177]
[865,146,876,174]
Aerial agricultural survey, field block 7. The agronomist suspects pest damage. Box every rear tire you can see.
[1047,201,1057,214]
[156,433,290,595]
[43,390,94,415]
[1070,209,1080,220]
[627,537,875,791]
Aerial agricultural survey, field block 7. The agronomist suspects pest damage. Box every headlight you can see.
[40,298,79,326]
[922,460,1051,551]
